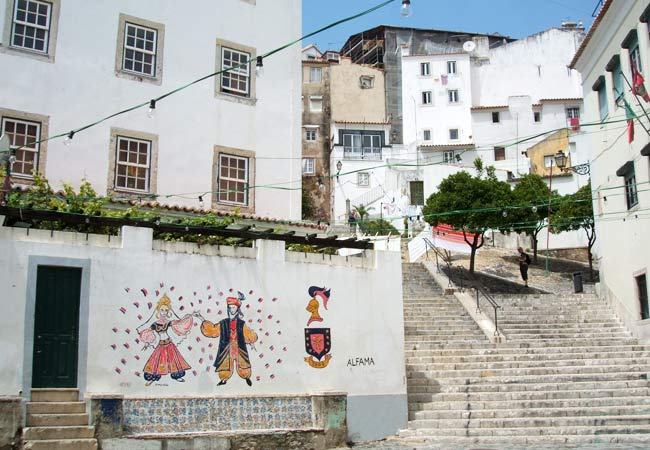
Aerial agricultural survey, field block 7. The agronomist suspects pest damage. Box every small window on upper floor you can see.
[115,14,165,85]
[309,96,323,112]
[422,91,433,105]
[310,67,322,83]
[566,107,580,120]
[2,0,61,62]
[492,111,500,123]
[616,161,638,209]
[494,146,505,161]
[305,128,317,141]
[302,157,315,175]
[215,39,257,104]
[443,151,454,163]
[592,76,608,121]
[449,128,459,141]
[447,61,457,75]
[423,129,431,141]
[1,114,43,178]
[534,111,541,122]
[420,62,430,76]
[448,89,459,104]
[357,172,370,187]
[359,75,374,89]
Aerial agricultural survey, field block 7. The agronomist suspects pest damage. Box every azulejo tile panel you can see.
[123,397,313,434]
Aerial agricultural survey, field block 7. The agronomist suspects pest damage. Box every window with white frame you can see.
[309,96,323,112]
[302,157,315,175]
[114,136,152,192]
[630,41,643,74]
[566,107,580,120]
[423,129,431,141]
[422,91,433,105]
[309,67,322,83]
[221,46,251,96]
[1,117,41,177]
[492,111,500,123]
[448,89,459,103]
[420,62,430,76]
[447,61,457,74]
[305,128,317,141]
[218,153,249,205]
[544,155,555,168]
[443,151,454,163]
[10,0,52,53]
[449,128,459,140]
[357,172,370,186]
[115,14,164,84]
[122,22,158,77]
[620,162,638,209]
[341,130,383,159]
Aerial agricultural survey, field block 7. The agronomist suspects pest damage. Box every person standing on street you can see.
[518,247,531,287]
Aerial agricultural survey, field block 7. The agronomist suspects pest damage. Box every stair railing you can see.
[422,237,458,289]
[458,266,502,337]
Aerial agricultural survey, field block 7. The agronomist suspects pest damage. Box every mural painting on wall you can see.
[304,286,332,368]
[197,292,258,386]
[112,283,286,386]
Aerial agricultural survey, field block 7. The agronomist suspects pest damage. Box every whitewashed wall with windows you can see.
[573,1,650,341]
[0,0,302,220]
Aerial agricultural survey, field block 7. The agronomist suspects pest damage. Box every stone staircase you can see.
[398,263,650,446]
[23,389,97,450]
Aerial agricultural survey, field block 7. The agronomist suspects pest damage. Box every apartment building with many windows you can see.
[0,0,302,219]
[571,0,650,339]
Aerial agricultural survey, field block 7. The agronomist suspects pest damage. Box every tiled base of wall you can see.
[123,396,313,434]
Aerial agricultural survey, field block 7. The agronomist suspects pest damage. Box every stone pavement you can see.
[338,440,650,449]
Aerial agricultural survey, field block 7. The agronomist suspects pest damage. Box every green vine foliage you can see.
[3,174,236,243]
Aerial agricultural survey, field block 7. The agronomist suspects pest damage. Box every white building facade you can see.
[0,0,302,220]
[571,0,650,340]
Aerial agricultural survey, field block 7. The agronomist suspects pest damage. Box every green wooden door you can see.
[32,266,82,388]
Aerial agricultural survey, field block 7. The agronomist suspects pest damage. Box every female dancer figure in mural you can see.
[137,293,194,386]
[198,292,258,386]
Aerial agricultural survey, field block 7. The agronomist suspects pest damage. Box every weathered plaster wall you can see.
[330,58,386,123]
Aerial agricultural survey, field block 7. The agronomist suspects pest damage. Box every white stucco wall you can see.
[0,0,302,220]
[0,225,405,399]
[573,1,650,340]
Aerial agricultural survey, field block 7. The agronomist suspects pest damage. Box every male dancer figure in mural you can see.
[198,292,258,386]
[137,293,194,386]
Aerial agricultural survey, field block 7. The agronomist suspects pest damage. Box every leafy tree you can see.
[359,218,399,235]
[352,203,374,221]
[511,174,557,263]
[301,180,315,219]
[422,160,514,273]
[550,183,596,280]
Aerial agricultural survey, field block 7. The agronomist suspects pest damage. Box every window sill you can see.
[0,44,55,63]
[215,91,257,106]
[115,69,162,86]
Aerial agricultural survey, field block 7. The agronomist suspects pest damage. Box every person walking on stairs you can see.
[518,247,531,287]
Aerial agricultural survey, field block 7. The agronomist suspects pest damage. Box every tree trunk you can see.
[588,247,594,282]
[469,244,477,273]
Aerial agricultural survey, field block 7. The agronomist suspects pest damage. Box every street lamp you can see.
[554,150,590,175]
[544,153,558,277]
[336,160,342,179]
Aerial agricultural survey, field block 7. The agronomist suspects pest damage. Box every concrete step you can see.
[23,426,95,440]
[412,404,650,420]
[407,357,650,372]
[407,414,650,429]
[26,414,88,427]
[31,389,79,403]
[409,395,650,412]
[23,439,97,450]
[397,429,650,444]
[404,344,650,358]
[407,384,650,400]
[27,402,86,415]
[406,350,650,364]
[406,370,650,386]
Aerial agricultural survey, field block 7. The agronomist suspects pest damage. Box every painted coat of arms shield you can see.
[304,328,332,368]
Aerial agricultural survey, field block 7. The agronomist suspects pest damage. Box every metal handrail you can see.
[458,266,502,336]
[423,237,457,289]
